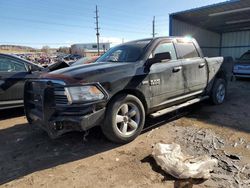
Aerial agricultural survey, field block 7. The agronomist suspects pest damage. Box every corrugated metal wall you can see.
[171,19,250,59]
[171,19,221,57]
[221,31,250,59]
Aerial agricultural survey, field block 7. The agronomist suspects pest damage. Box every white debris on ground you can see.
[172,126,250,188]
[152,143,218,179]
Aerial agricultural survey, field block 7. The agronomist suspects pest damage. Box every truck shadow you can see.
[0,108,189,185]
[186,80,250,134]
[0,107,24,121]
[0,124,119,185]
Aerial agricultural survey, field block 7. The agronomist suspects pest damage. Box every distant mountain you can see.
[0,45,36,51]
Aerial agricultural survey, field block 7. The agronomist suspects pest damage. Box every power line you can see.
[0,3,168,33]
[0,1,163,23]
[0,16,150,35]
[0,16,86,29]
[103,27,149,34]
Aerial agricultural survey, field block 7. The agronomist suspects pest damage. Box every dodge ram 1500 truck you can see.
[24,37,232,143]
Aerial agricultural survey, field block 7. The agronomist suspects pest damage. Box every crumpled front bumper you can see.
[24,79,107,138]
[28,107,106,138]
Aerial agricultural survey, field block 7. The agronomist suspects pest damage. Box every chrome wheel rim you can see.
[115,103,140,136]
[216,84,225,103]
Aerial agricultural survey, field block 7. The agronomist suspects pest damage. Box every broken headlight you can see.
[65,85,105,104]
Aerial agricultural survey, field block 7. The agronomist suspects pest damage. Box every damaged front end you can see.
[24,79,108,138]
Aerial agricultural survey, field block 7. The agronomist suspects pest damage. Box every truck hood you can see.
[42,62,138,84]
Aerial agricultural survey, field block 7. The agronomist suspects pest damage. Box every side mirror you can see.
[146,52,171,68]
[27,64,42,73]
[27,65,33,73]
[154,52,171,62]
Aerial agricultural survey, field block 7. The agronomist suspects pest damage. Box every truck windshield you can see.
[97,40,151,63]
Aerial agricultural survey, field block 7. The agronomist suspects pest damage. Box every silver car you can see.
[233,51,250,78]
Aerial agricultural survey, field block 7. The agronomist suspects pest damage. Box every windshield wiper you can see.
[107,60,122,62]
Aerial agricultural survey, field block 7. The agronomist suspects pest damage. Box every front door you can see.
[149,41,185,107]
[0,55,29,106]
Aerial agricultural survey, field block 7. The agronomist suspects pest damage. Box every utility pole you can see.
[95,5,100,55]
[152,16,156,38]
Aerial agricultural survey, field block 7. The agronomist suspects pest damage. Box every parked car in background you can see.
[55,53,69,62]
[64,54,82,61]
[233,50,250,78]
[0,53,44,110]
[24,37,232,143]
[44,56,100,71]
[71,56,99,66]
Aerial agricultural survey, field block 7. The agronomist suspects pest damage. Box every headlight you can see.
[65,85,105,103]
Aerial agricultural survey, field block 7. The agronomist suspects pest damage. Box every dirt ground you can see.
[0,79,250,188]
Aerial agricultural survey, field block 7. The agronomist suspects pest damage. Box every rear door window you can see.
[175,42,199,59]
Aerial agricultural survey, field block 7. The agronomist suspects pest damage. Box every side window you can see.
[153,42,177,60]
[0,57,27,72]
[109,50,123,62]
[175,42,199,59]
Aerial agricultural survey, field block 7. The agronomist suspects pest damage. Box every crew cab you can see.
[24,37,232,143]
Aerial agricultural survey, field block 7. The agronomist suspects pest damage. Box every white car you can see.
[233,51,250,78]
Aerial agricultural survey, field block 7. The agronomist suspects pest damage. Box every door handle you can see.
[199,63,206,68]
[173,66,182,72]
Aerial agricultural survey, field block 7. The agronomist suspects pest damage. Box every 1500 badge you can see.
[150,79,161,86]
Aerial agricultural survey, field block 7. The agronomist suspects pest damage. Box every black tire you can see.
[210,78,227,105]
[102,94,145,144]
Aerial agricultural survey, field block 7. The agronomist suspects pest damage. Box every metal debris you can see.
[225,154,241,161]
[172,126,250,188]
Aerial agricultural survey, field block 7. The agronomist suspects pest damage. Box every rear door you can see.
[174,41,207,94]
[149,40,185,107]
[0,55,29,105]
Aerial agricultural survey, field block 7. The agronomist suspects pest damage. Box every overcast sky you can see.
[0,0,224,48]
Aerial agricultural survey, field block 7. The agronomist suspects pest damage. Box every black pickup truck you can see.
[24,37,232,143]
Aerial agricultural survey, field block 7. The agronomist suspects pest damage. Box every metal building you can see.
[169,0,250,59]
[71,43,110,57]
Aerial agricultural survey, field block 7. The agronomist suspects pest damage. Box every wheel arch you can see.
[107,89,149,114]
[206,70,228,96]
[216,70,228,83]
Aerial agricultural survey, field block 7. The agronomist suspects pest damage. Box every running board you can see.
[150,96,209,118]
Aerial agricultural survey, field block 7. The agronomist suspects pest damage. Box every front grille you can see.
[29,81,46,110]
[25,80,68,109]
[54,87,68,105]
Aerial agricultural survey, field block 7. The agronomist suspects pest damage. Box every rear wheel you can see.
[210,78,227,105]
[102,94,145,144]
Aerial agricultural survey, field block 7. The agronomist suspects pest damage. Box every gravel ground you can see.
[0,79,250,188]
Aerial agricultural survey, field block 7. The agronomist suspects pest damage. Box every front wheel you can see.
[210,78,227,105]
[102,94,145,144]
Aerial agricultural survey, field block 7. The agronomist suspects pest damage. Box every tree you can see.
[58,46,70,54]
[41,45,50,53]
